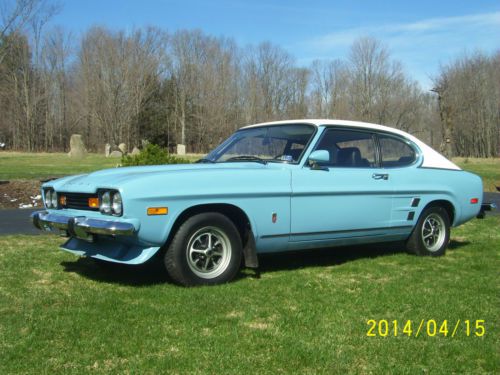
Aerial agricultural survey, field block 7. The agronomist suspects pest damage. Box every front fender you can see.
[122,167,292,247]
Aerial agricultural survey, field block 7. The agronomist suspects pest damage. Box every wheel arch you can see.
[422,199,455,224]
[164,203,258,268]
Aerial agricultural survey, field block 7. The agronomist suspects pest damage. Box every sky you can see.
[50,0,500,90]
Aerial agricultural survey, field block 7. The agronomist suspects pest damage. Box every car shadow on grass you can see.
[61,256,170,286]
[60,240,471,286]
[254,242,405,275]
[249,239,470,278]
[447,239,471,250]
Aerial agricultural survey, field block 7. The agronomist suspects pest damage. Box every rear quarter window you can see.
[379,135,416,168]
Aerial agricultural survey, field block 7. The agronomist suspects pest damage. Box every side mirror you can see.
[308,150,329,163]
[307,150,330,170]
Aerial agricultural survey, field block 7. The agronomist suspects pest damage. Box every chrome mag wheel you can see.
[186,226,232,279]
[421,213,446,252]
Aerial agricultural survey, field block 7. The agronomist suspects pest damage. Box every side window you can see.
[379,135,416,168]
[314,129,376,168]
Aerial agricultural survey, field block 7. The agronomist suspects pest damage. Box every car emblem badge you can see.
[272,212,277,223]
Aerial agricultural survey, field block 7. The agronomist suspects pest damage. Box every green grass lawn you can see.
[0,152,118,180]
[0,152,203,180]
[454,158,500,192]
[1,217,498,373]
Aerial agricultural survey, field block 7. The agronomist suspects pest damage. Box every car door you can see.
[290,127,393,243]
[377,133,422,229]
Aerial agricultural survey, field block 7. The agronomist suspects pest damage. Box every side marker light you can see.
[147,207,168,215]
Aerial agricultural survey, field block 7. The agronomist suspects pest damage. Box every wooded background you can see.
[1,0,499,157]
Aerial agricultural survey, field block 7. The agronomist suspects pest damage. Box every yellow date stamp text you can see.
[366,319,485,337]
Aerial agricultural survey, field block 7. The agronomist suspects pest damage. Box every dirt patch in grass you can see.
[0,180,42,209]
[244,321,271,330]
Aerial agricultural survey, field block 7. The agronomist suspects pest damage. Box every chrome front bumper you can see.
[31,210,136,239]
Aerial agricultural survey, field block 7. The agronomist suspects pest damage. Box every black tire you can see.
[164,212,242,286]
[406,206,450,256]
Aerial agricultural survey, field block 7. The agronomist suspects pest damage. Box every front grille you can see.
[60,192,99,211]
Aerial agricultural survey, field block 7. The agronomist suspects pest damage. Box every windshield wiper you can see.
[225,155,268,164]
[196,158,216,163]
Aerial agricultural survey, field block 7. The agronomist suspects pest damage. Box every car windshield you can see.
[203,124,316,164]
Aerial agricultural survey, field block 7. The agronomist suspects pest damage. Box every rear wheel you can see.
[164,212,242,286]
[406,206,450,256]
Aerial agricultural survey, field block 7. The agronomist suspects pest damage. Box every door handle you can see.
[372,173,389,180]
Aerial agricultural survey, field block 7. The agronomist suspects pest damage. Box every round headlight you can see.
[100,191,111,214]
[51,191,58,208]
[45,190,53,208]
[112,192,122,216]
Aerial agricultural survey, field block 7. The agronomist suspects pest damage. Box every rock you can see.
[131,146,140,156]
[105,143,111,157]
[68,134,87,158]
[176,144,186,155]
[118,143,127,154]
[109,150,122,158]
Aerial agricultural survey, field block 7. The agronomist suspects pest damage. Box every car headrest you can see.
[337,147,362,166]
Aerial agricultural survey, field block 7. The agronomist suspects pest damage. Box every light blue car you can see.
[32,120,490,285]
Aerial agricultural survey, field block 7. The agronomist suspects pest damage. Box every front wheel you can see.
[164,212,242,286]
[406,206,450,256]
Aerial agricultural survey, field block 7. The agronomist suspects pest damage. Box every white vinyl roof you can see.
[242,119,461,170]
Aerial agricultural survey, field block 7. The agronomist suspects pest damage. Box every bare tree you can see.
[0,1,57,151]
[434,51,500,157]
[74,27,168,150]
[0,18,497,158]
[308,37,429,137]
[310,59,349,118]
[242,42,299,123]
[0,0,59,62]
[1,0,41,62]
[169,31,244,152]
[41,26,71,150]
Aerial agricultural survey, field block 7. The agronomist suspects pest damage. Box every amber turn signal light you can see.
[59,195,67,206]
[147,207,168,215]
[88,197,99,208]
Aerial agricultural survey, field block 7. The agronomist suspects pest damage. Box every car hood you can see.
[47,163,289,193]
